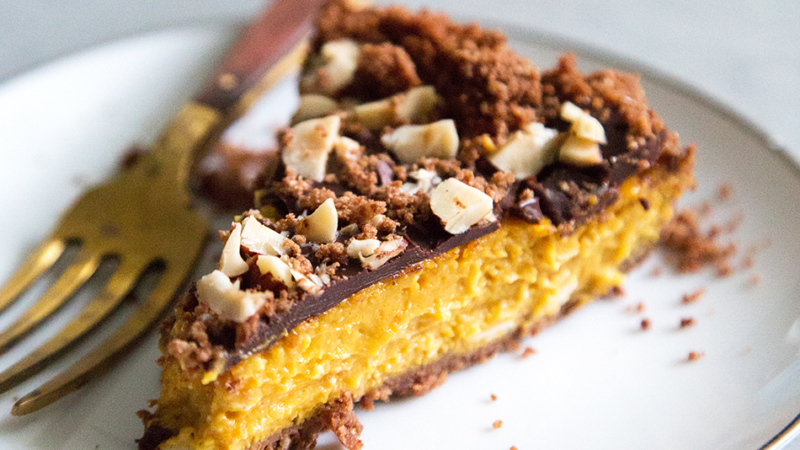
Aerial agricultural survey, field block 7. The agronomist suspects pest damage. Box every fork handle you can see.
[194,0,324,112]
[143,0,325,190]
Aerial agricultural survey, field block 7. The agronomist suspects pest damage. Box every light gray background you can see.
[2,0,798,162]
[1,0,799,447]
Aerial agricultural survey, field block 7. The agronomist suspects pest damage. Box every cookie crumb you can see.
[687,351,705,362]
[682,288,706,305]
[627,302,645,314]
[493,420,503,429]
[521,347,536,358]
[715,261,733,277]
[697,201,712,218]
[649,266,662,277]
[659,208,737,274]
[608,286,625,298]
[679,317,695,328]
[640,318,651,330]
[490,394,497,401]
[748,274,761,287]
[716,184,733,201]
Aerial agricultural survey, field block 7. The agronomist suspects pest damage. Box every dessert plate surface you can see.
[0,22,798,450]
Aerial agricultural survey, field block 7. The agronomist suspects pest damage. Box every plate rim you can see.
[481,18,800,450]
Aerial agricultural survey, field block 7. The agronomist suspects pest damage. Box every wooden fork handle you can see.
[143,0,324,191]
[194,0,325,113]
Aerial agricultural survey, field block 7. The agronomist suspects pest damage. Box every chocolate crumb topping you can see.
[344,43,422,100]
[659,208,737,274]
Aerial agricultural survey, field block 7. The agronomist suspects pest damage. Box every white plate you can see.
[0,21,799,450]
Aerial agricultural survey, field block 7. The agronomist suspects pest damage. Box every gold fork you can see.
[0,0,323,416]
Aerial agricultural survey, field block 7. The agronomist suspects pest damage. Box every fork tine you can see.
[0,239,66,313]
[11,264,188,416]
[0,250,101,354]
[0,258,145,393]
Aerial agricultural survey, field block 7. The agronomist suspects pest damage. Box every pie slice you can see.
[138,1,695,449]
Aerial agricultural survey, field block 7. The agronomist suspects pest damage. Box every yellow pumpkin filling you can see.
[153,160,692,450]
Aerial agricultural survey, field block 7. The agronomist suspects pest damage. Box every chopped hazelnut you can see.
[381,119,459,164]
[430,178,494,234]
[351,99,396,130]
[571,113,607,144]
[351,85,439,130]
[240,215,286,256]
[560,101,607,143]
[346,238,380,259]
[558,134,603,166]
[489,122,560,178]
[300,39,360,96]
[196,270,268,323]
[218,222,249,277]
[297,198,338,243]
[292,95,339,124]
[282,115,342,181]
[556,101,607,166]
[255,255,295,288]
[346,237,407,269]
[334,136,362,157]
[291,268,323,294]
[560,101,585,122]
[395,85,439,123]
[401,168,441,194]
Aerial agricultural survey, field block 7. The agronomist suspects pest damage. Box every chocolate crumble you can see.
[687,351,705,362]
[681,288,707,305]
[658,207,737,275]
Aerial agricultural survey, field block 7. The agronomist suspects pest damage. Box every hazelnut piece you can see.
[381,119,459,164]
[255,255,295,288]
[430,178,494,234]
[240,215,286,256]
[292,95,338,124]
[297,198,338,243]
[558,134,603,166]
[218,223,249,277]
[282,115,341,181]
[196,270,268,323]
[346,237,407,270]
[489,122,559,178]
[300,39,360,96]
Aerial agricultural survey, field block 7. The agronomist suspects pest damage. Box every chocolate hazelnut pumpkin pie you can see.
[138,1,695,449]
